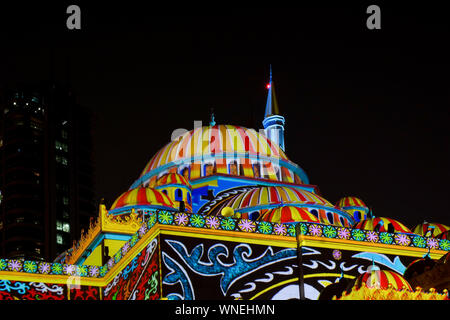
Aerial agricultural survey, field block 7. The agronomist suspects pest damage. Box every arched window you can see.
[249,211,260,221]
[175,189,183,201]
[162,189,168,196]
[339,217,346,227]
[187,193,191,205]
[326,212,334,224]
[310,209,319,219]
[353,211,361,222]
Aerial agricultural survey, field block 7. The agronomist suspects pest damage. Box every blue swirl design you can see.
[352,252,407,275]
[165,240,297,295]
[162,252,194,300]
[0,280,30,295]
[122,253,141,280]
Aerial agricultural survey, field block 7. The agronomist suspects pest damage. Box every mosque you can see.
[0,69,449,300]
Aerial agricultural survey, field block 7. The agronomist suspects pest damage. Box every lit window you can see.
[56,220,63,231]
[56,234,63,244]
[55,141,68,152]
[62,197,69,205]
[61,130,68,139]
[62,222,70,233]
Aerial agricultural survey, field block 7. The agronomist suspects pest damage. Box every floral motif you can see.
[287,224,297,237]
[412,236,426,248]
[138,224,148,237]
[379,232,393,244]
[130,234,139,247]
[337,227,351,240]
[8,260,22,272]
[439,239,450,251]
[366,231,379,243]
[77,265,88,277]
[309,224,323,237]
[51,263,63,275]
[190,214,206,228]
[23,261,37,273]
[107,258,115,269]
[205,216,220,229]
[351,229,365,241]
[147,214,157,229]
[64,264,77,276]
[426,237,439,250]
[273,224,287,236]
[100,265,108,277]
[238,219,256,233]
[174,212,189,226]
[394,233,411,246]
[220,218,236,231]
[158,211,174,225]
[258,221,273,234]
[114,251,122,264]
[89,266,100,277]
[38,262,51,274]
[332,249,342,260]
[122,242,131,255]
[0,259,7,271]
[323,225,337,238]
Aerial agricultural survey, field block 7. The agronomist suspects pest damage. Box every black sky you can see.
[1,3,449,228]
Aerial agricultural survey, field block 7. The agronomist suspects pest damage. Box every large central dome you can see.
[130,125,309,188]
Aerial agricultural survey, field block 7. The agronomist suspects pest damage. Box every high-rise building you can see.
[0,84,96,261]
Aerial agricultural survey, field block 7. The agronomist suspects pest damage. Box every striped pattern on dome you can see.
[140,125,288,177]
[260,206,321,224]
[110,187,176,213]
[155,173,191,188]
[413,222,450,238]
[222,186,333,212]
[355,270,412,291]
[337,196,368,210]
[354,217,411,233]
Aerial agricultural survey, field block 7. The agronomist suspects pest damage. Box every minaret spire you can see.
[262,65,285,151]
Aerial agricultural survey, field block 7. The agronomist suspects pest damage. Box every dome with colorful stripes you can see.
[214,186,354,227]
[336,196,369,223]
[258,206,320,224]
[353,268,412,291]
[413,222,450,238]
[354,217,412,233]
[130,125,309,188]
[109,186,177,214]
[153,172,191,188]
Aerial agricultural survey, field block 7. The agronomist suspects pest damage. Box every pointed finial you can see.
[209,108,216,126]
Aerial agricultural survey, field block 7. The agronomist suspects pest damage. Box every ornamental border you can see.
[0,211,448,278]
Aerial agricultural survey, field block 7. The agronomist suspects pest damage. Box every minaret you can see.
[262,65,286,151]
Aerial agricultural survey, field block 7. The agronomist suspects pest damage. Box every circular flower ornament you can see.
[379,232,394,245]
[0,259,7,271]
[337,227,351,240]
[190,214,206,228]
[439,239,450,251]
[220,217,236,231]
[238,219,256,233]
[366,231,379,243]
[158,211,174,225]
[205,216,220,229]
[332,249,342,260]
[258,221,273,234]
[89,266,99,277]
[412,236,426,248]
[351,229,365,241]
[51,263,63,275]
[426,237,439,250]
[394,233,411,246]
[8,260,22,272]
[23,261,37,273]
[38,262,51,274]
[323,225,337,238]
[174,212,189,226]
[309,224,323,237]
[273,223,287,236]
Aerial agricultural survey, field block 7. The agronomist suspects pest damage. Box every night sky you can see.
[1,3,449,229]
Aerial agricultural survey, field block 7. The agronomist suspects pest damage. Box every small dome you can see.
[403,257,436,281]
[354,217,412,233]
[109,186,176,214]
[353,268,412,291]
[258,206,321,224]
[336,196,369,222]
[154,172,191,188]
[413,222,450,238]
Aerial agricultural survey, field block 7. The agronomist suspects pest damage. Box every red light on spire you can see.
[266,83,271,89]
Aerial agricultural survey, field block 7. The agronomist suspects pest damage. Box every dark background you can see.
[0,3,449,229]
